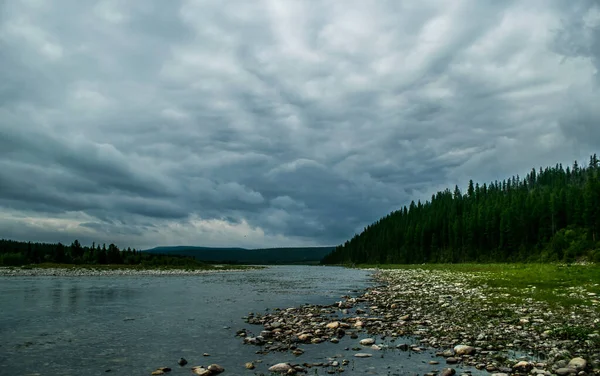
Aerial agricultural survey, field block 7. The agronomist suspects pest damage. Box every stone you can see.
[191,367,211,376]
[330,338,339,344]
[245,362,255,370]
[326,321,340,329]
[354,353,372,358]
[178,358,188,366]
[269,363,293,373]
[446,357,459,364]
[208,364,224,374]
[513,360,532,372]
[151,371,164,376]
[555,368,577,376]
[490,374,509,376]
[396,343,409,351]
[440,368,456,376]
[203,353,210,357]
[568,358,587,371]
[359,338,375,346]
[453,345,476,356]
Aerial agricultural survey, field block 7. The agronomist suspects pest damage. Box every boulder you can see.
[269,363,293,373]
[568,358,587,371]
[208,364,224,374]
[359,338,375,346]
[453,345,476,356]
[192,367,211,376]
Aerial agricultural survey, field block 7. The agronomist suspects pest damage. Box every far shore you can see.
[0,263,261,277]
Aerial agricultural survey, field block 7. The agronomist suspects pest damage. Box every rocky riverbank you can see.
[0,266,254,277]
[239,268,600,375]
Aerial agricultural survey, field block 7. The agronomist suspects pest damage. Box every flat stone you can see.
[359,338,375,346]
[354,353,372,358]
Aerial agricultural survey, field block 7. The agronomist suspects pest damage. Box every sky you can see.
[1,0,599,250]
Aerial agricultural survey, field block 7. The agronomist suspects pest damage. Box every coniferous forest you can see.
[322,154,600,265]
[0,239,204,267]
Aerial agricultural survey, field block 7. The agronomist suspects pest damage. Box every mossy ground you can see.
[357,263,600,308]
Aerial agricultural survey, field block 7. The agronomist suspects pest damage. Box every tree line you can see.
[0,239,204,267]
[322,153,600,265]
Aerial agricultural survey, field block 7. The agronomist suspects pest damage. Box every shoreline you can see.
[239,267,599,375]
[0,265,260,277]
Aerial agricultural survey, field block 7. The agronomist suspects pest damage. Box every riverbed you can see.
[0,265,488,376]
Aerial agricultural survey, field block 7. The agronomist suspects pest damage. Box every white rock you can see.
[359,338,375,346]
[269,363,293,373]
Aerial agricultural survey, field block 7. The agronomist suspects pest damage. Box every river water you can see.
[0,266,483,376]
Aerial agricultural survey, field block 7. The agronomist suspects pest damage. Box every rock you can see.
[326,321,340,329]
[440,368,456,376]
[429,361,439,365]
[152,367,171,374]
[269,363,293,373]
[192,367,211,376]
[353,353,372,358]
[513,360,532,372]
[441,349,455,357]
[490,374,509,376]
[446,357,459,364]
[371,345,381,350]
[555,368,577,376]
[245,362,255,370]
[359,338,375,346]
[178,358,188,366]
[396,343,409,351]
[568,358,587,371]
[453,345,476,356]
[203,353,210,357]
[208,364,224,374]
[330,338,339,344]
[292,348,304,356]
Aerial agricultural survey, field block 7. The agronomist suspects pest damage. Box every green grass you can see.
[358,263,600,307]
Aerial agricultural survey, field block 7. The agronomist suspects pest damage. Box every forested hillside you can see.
[322,154,600,264]
[0,239,203,267]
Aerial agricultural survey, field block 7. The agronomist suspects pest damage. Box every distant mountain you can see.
[143,246,335,265]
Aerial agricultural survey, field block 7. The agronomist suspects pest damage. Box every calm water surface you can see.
[0,266,482,376]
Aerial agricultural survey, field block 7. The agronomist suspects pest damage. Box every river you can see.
[0,265,483,376]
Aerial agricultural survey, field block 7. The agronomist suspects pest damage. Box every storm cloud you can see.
[1,0,599,249]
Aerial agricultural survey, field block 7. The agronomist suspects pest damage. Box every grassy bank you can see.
[357,263,600,308]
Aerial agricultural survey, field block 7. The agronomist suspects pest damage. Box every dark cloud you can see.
[0,0,599,249]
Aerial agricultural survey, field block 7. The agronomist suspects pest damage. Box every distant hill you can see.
[143,246,334,265]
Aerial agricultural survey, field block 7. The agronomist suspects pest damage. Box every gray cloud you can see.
[1,0,599,249]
